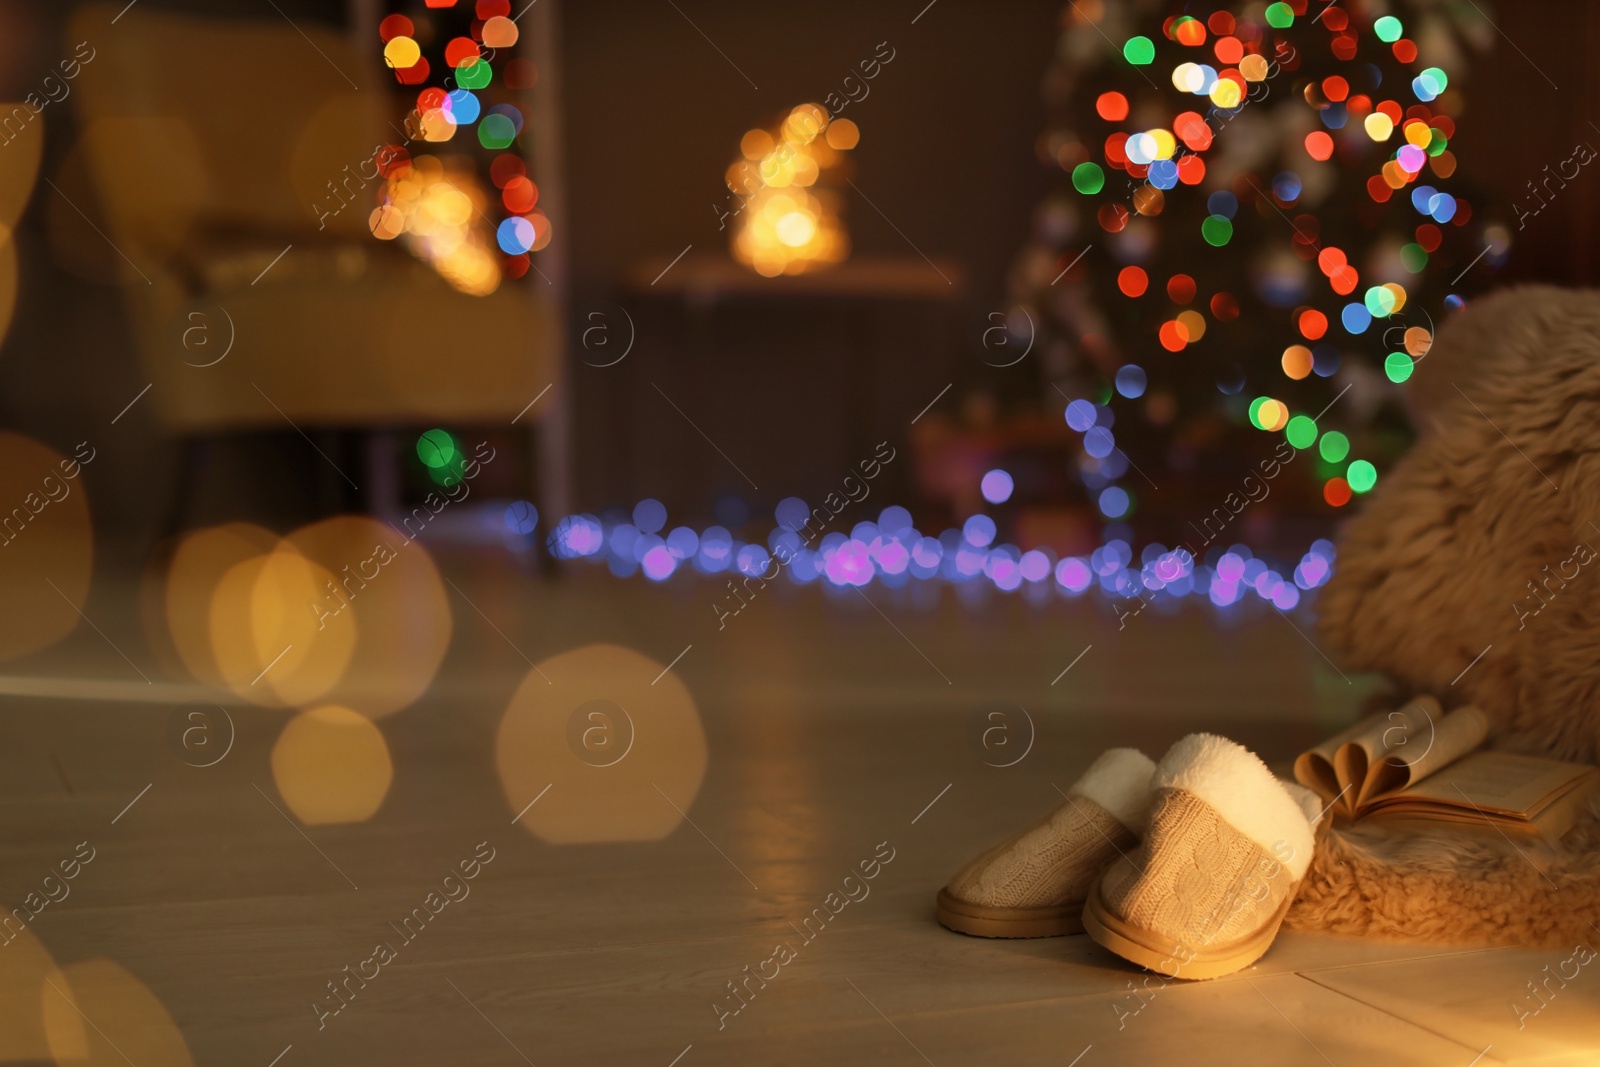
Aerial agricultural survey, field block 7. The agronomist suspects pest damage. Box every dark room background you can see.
[2,0,1597,560]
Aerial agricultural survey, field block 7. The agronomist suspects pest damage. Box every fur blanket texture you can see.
[1292,285,1600,947]
[1287,794,1600,947]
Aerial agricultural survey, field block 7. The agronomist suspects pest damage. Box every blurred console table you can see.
[593,253,966,516]
[630,251,965,303]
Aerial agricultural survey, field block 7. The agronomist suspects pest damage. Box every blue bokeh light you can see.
[980,469,1015,505]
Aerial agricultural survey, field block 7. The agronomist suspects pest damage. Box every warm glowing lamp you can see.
[728,104,855,276]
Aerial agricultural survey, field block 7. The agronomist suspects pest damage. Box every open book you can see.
[1294,696,1599,841]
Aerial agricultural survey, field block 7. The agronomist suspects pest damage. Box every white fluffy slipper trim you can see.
[1068,748,1157,832]
[1155,734,1315,880]
[1279,780,1325,827]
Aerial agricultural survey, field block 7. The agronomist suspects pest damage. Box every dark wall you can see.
[561,0,1062,296]
[1442,0,1600,285]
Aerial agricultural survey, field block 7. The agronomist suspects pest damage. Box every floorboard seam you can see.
[1295,970,1504,1063]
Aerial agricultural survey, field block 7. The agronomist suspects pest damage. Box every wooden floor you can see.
[0,558,1595,1066]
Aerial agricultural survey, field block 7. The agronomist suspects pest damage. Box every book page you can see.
[1345,696,1440,808]
[1292,744,1350,808]
[1373,751,1596,817]
[1292,697,1446,806]
[1359,703,1490,808]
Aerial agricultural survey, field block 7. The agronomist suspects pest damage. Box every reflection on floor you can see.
[0,558,1594,1066]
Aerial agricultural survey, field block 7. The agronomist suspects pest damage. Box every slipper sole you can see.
[1080,876,1292,980]
[934,887,1084,938]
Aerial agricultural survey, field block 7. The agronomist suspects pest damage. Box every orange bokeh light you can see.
[1298,308,1328,340]
[1096,92,1129,122]
[497,645,709,845]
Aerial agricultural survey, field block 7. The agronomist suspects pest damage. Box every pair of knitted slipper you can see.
[936,734,1323,980]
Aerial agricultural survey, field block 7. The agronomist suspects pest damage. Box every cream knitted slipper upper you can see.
[1083,734,1321,979]
[937,748,1156,938]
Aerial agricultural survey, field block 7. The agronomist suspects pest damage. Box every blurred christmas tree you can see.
[1006,0,1506,543]
[370,0,551,295]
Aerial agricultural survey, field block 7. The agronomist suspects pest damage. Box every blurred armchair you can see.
[68,2,565,520]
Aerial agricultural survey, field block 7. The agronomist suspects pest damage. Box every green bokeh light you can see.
[1285,415,1318,450]
[1201,214,1233,247]
[1319,431,1350,464]
[1384,351,1415,383]
[1072,161,1105,195]
[1348,459,1378,493]
[1123,36,1156,65]
[417,429,457,469]
[478,113,516,149]
[457,57,493,89]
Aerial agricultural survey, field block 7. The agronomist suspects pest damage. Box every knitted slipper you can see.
[1082,733,1322,979]
[936,748,1157,938]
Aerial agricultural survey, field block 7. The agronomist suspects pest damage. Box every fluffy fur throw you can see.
[1287,795,1600,947]
[1289,285,1600,947]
